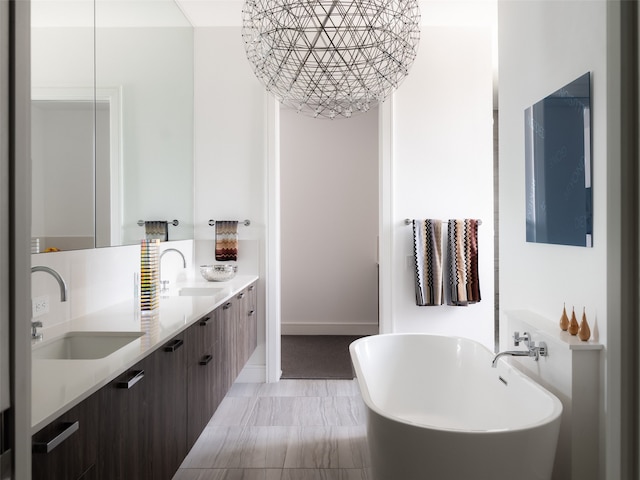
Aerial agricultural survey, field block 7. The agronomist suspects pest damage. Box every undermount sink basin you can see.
[32,331,144,360]
[178,287,225,297]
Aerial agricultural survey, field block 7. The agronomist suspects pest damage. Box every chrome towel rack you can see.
[208,219,251,227]
[405,218,482,226]
[138,219,179,227]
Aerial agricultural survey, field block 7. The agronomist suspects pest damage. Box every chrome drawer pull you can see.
[248,310,255,316]
[199,354,213,366]
[33,421,79,454]
[223,302,232,310]
[199,316,211,326]
[117,370,144,389]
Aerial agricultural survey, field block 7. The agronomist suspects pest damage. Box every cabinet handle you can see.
[248,285,255,291]
[248,310,255,316]
[223,302,232,310]
[199,354,213,365]
[237,292,245,299]
[164,338,184,352]
[117,370,145,389]
[199,316,211,326]
[33,421,79,454]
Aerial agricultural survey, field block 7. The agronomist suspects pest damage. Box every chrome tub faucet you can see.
[491,331,548,368]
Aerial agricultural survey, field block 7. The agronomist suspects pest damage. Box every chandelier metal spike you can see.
[241,0,421,119]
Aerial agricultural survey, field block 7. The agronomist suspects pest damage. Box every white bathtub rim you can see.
[349,333,564,435]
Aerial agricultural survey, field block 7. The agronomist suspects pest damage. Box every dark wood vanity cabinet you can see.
[235,283,258,373]
[33,281,258,480]
[186,310,219,449]
[97,355,153,480]
[148,334,188,479]
[32,390,100,480]
[96,333,187,480]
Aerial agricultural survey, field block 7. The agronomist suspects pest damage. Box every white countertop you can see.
[31,274,258,433]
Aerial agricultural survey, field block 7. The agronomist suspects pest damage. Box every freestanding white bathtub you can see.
[350,334,562,480]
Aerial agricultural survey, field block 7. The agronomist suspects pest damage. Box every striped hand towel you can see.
[447,219,481,306]
[215,220,239,261]
[144,221,168,241]
[412,219,444,306]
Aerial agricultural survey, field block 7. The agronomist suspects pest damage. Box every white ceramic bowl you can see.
[200,264,237,282]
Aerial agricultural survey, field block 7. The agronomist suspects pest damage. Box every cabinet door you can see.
[235,289,249,374]
[236,282,258,372]
[219,299,237,390]
[186,311,217,449]
[98,357,152,480]
[32,390,100,480]
[149,333,188,479]
[245,283,258,362]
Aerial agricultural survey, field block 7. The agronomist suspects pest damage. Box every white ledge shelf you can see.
[504,309,603,351]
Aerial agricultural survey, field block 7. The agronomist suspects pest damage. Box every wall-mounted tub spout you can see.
[31,265,68,302]
[491,331,547,368]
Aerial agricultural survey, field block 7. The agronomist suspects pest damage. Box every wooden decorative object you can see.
[559,303,569,331]
[568,306,579,335]
[578,307,591,341]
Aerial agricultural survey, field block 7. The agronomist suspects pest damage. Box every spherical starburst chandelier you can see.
[241,0,421,119]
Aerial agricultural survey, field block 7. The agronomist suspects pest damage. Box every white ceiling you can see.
[175,0,497,29]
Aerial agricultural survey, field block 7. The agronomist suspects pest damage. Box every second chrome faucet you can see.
[492,331,548,368]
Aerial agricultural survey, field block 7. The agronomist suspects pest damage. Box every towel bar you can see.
[138,219,179,227]
[208,219,251,227]
[404,218,482,226]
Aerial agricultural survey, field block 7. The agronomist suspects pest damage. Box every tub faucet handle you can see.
[513,331,530,347]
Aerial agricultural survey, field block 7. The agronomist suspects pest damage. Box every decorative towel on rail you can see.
[215,220,239,261]
[412,219,444,306]
[144,221,168,241]
[447,219,481,306]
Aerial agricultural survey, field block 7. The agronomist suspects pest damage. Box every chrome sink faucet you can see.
[31,265,68,339]
[31,265,68,302]
[491,331,548,368]
[159,248,187,291]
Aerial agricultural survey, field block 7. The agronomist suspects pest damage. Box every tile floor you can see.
[172,379,371,480]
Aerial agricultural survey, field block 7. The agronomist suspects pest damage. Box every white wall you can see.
[498,1,610,477]
[280,107,379,335]
[31,240,194,331]
[193,27,268,380]
[385,26,495,349]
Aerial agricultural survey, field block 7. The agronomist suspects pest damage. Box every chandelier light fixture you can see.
[241,0,421,119]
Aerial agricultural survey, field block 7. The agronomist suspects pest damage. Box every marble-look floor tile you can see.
[225,427,290,468]
[180,427,245,468]
[247,397,298,426]
[326,380,361,397]
[228,383,263,398]
[209,396,258,427]
[173,469,282,480]
[321,397,366,427]
[258,380,331,398]
[335,426,370,468]
[280,468,368,480]
[283,427,339,469]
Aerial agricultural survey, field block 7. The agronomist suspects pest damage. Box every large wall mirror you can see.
[31,0,194,252]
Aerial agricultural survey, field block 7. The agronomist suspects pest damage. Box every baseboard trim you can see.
[281,323,379,336]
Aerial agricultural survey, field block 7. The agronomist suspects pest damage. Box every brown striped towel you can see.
[412,219,444,306]
[144,221,168,241]
[447,219,481,306]
[215,220,239,261]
